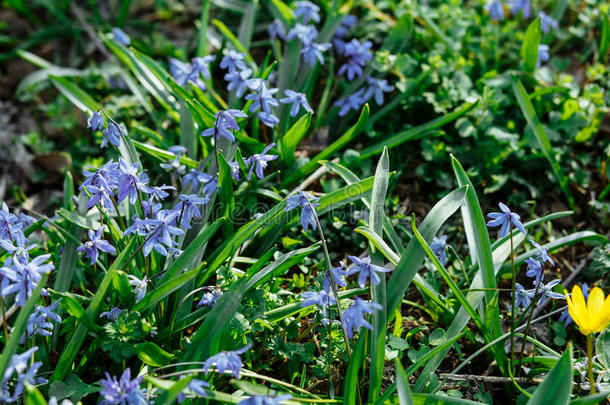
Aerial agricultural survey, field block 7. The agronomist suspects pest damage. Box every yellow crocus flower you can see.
[564,285,610,336]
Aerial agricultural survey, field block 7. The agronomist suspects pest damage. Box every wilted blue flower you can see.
[127,275,148,303]
[338,39,372,80]
[0,347,43,402]
[117,159,152,204]
[284,191,319,231]
[225,68,253,97]
[88,111,104,131]
[268,19,286,40]
[507,0,530,18]
[182,169,213,192]
[342,298,383,338]
[302,42,332,66]
[334,88,366,116]
[294,1,320,23]
[201,109,248,142]
[245,143,278,180]
[237,394,293,405]
[525,257,543,285]
[102,123,124,148]
[538,11,558,33]
[286,23,319,47]
[100,368,146,405]
[537,279,564,306]
[173,194,209,228]
[100,307,123,321]
[1,253,54,307]
[203,344,251,378]
[536,44,550,68]
[430,235,448,266]
[220,50,247,72]
[197,290,221,307]
[364,76,394,105]
[486,0,504,21]
[135,209,185,257]
[26,300,61,338]
[112,27,131,46]
[513,282,535,309]
[529,240,555,267]
[346,255,391,288]
[486,202,527,237]
[77,227,116,265]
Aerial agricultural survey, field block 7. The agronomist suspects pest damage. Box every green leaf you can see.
[601,13,609,63]
[280,113,311,165]
[343,333,366,405]
[132,140,198,169]
[25,383,47,405]
[49,75,97,113]
[245,244,319,290]
[218,154,235,237]
[527,347,572,405]
[154,375,192,405]
[570,392,610,405]
[134,342,174,366]
[237,1,256,50]
[512,77,574,209]
[266,0,295,25]
[395,359,415,405]
[596,328,610,370]
[48,374,99,402]
[521,18,542,72]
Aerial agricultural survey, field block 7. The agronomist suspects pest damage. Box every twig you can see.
[290,158,338,195]
[70,3,111,58]
[439,373,543,385]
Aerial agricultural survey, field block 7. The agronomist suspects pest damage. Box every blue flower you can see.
[284,191,319,231]
[338,39,372,81]
[228,161,241,181]
[301,284,335,319]
[128,275,148,303]
[87,111,104,131]
[536,44,550,68]
[529,240,554,267]
[117,159,152,204]
[102,123,124,148]
[268,19,286,40]
[178,378,210,402]
[525,257,543,284]
[513,282,535,309]
[0,347,43,402]
[197,290,221,307]
[182,169,213,192]
[136,209,185,257]
[0,202,25,246]
[346,255,391,288]
[81,160,121,191]
[486,1,504,21]
[237,394,293,405]
[203,344,251,378]
[507,0,530,18]
[294,1,320,23]
[225,68,253,97]
[245,143,278,180]
[149,185,175,202]
[342,298,383,338]
[201,109,248,142]
[364,76,394,105]
[202,176,219,197]
[1,252,54,307]
[173,194,209,228]
[85,184,116,212]
[486,202,527,237]
[112,27,131,46]
[100,368,146,405]
[26,300,61,338]
[100,307,123,321]
[538,11,558,33]
[334,88,366,116]
[169,57,215,90]
[257,112,280,127]
[301,42,331,66]
[430,235,448,266]
[334,14,357,39]
[537,279,564,306]
[286,23,319,47]
[326,261,348,288]
[77,227,117,265]
[246,82,279,115]
[191,56,215,80]
[220,50,247,72]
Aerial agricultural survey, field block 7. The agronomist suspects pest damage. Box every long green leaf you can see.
[280,113,311,165]
[521,18,542,72]
[343,334,366,405]
[395,359,415,405]
[527,346,572,405]
[601,13,609,63]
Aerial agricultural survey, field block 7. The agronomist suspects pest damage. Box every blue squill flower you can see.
[537,279,564,306]
[513,283,534,309]
[203,344,252,378]
[173,194,209,228]
[26,300,61,338]
[246,83,279,115]
[430,235,448,266]
[100,307,123,321]
[182,169,213,192]
[538,11,558,33]
[202,176,218,197]
[225,68,253,97]
[525,257,544,284]
[342,298,383,338]
[536,44,550,68]
[286,23,319,47]
[228,161,241,181]
[149,185,175,202]
[302,42,332,66]
[87,111,103,131]
[334,14,357,39]
[1,253,54,307]
[137,209,185,257]
[346,255,391,288]
[257,112,280,127]
[529,240,555,267]
[280,90,313,117]
[191,56,215,80]
[77,227,116,265]
[268,19,286,40]
[197,290,221,307]
[201,109,248,142]
[99,368,146,405]
[85,184,116,212]
[117,159,152,204]
[338,39,372,80]
[1,347,43,402]
[237,394,293,405]
[301,286,335,318]
[81,160,121,191]
[326,261,348,288]
[486,202,527,237]
[364,76,394,105]
[334,88,366,116]
[294,1,320,23]
[220,50,247,72]
[508,0,530,18]
[112,27,131,46]
[284,191,319,231]
[486,1,504,21]
[245,143,278,180]
[102,123,124,148]
[169,58,198,88]
[127,275,148,302]
[178,378,210,402]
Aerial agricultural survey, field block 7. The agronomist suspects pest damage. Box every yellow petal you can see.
[597,293,610,332]
[565,290,581,328]
[587,287,605,315]
[571,285,589,326]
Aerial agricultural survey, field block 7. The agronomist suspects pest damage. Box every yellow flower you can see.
[565,285,610,335]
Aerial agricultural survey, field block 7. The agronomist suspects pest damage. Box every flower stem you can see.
[517,275,543,374]
[509,222,516,373]
[327,304,334,398]
[587,334,596,394]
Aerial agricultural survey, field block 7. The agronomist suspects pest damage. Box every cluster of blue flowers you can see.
[485,0,558,68]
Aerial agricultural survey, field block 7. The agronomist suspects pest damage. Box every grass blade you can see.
[527,346,572,405]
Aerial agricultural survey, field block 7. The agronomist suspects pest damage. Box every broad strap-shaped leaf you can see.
[527,346,572,405]
[521,18,542,72]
